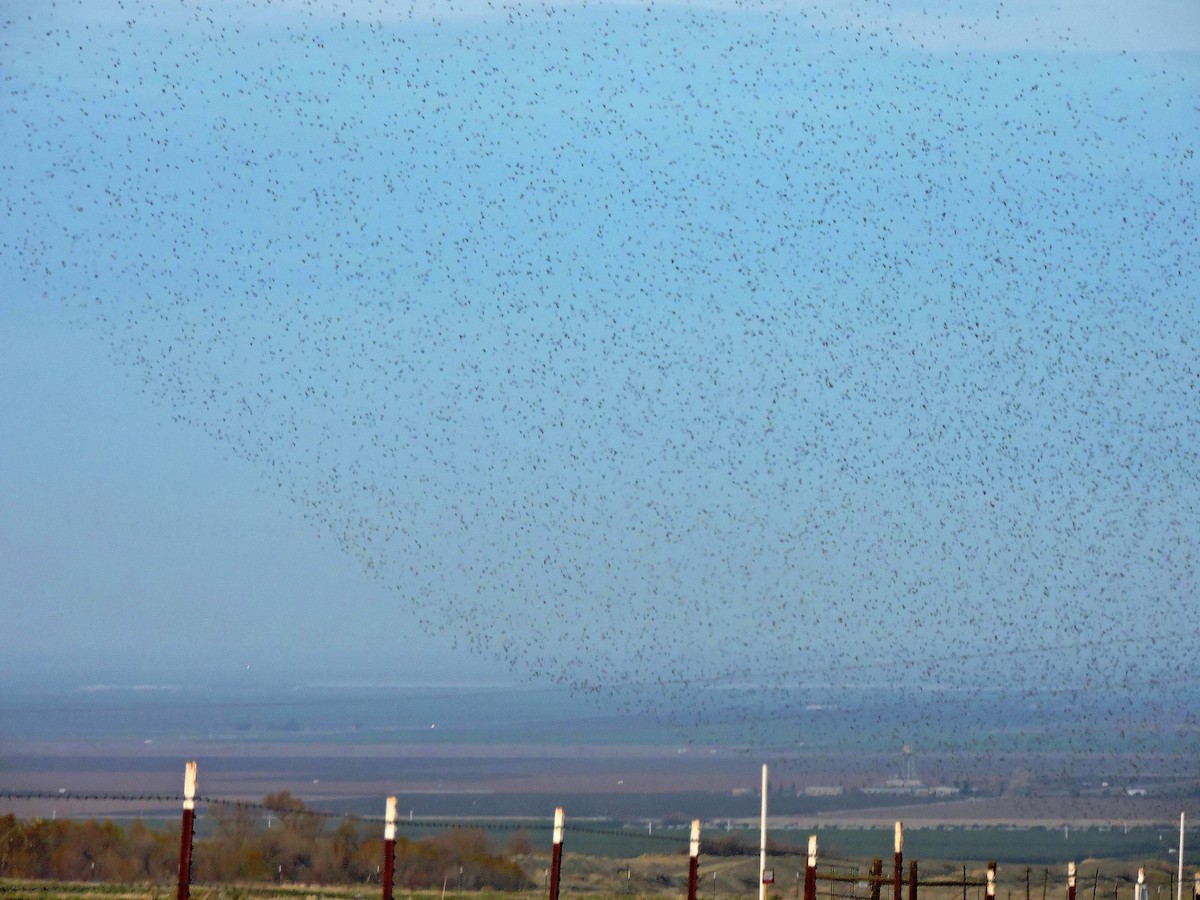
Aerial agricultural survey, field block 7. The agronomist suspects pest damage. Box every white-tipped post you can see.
[687,820,702,900]
[987,863,996,900]
[383,796,398,900]
[548,807,565,900]
[177,761,199,900]
[759,765,769,900]
[892,820,902,900]
[385,796,397,842]
[893,821,904,900]
[183,760,197,811]
[803,835,818,900]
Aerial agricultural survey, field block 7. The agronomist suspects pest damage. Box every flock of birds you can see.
[4,0,1199,758]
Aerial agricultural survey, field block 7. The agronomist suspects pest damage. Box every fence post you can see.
[987,862,997,900]
[804,835,818,900]
[894,823,904,900]
[548,807,564,900]
[687,820,701,900]
[871,858,884,900]
[1068,863,1077,900]
[1193,873,1199,900]
[382,796,397,900]
[176,760,197,900]
[908,861,918,900]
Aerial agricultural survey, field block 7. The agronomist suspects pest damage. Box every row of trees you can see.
[0,793,532,888]
[0,816,175,882]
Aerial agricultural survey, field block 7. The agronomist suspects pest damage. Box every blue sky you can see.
[0,300,480,684]
[2,0,1198,740]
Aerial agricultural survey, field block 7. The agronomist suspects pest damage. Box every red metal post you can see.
[893,823,904,900]
[803,835,817,900]
[548,808,564,900]
[687,819,701,900]
[1068,863,1077,900]
[383,796,397,900]
[176,760,197,900]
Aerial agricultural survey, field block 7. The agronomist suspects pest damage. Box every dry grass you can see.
[3,855,1186,900]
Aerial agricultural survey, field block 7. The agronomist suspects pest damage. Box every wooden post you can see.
[548,808,564,900]
[871,858,884,900]
[1068,863,1077,900]
[908,861,919,900]
[894,823,904,900]
[176,761,197,900]
[687,820,701,900]
[382,796,397,900]
[804,835,818,900]
[987,862,997,900]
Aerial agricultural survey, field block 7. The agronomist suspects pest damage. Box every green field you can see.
[445,823,1187,865]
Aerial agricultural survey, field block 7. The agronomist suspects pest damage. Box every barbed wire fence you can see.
[1,774,1197,900]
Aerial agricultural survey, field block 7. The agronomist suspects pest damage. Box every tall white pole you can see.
[1178,812,1185,900]
[760,764,769,900]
